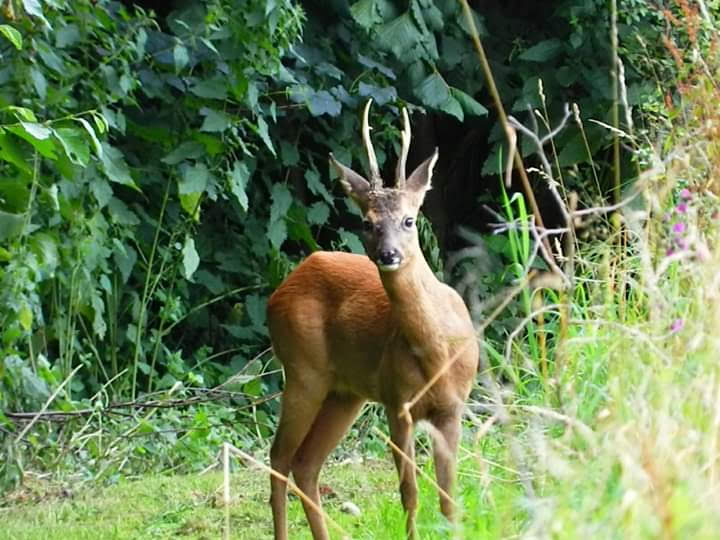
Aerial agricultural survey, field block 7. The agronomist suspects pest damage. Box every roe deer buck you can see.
[267,100,478,540]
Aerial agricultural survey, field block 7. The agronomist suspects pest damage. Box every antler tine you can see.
[362,99,382,190]
[395,107,411,189]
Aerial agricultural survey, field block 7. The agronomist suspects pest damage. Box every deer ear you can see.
[330,153,371,210]
[405,148,438,199]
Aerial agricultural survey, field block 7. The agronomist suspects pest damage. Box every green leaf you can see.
[182,236,200,280]
[338,228,365,253]
[18,304,32,332]
[376,12,422,59]
[228,161,250,211]
[267,218,287,249]
[6,123,57,159]
[107,198,140,225]
[358,82,397,107]
[280,141,299,166]
[307,201,330,225]
[6,106,37,122]
[450,88,488,117]
[161,141,206,165]
[438,95,463,121]
[307,90,342,117]
[76,118,103,158]
[91,290,107,339]
[0,25,22,50]
[173,42,189,72]
[29,67,47,100]
[190,79,228,100]
[415,72,449,108]
[0,133,32,174]
[518,39,564,62]
[255,116,276,156]
[305,169,334,204]
[21,0,50,28]
[19,122,51,140]
[179,162,209,194]
[113,242,137,284]
[54,127,89,166]
[350,0,382,28]
[268,183,292,249]
[269,183,292,224]
[245,294,267,332]
[100,143,138,189]
[180,193,202,220]
[200,109,231,133]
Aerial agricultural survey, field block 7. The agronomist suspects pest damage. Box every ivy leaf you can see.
[450,88,488,117]
[415,72,449,108]
[54,127,89,166]
[0,25,22,50]
[181,236,200,280]
[518,39,564,62]
[18,304,33,332]
[100,143,138,189]
[280,141,299,166]
[228,160,250,212]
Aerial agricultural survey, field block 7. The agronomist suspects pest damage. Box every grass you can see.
[0,445,527,540]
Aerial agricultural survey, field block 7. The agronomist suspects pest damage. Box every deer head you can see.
[330,100,439,272]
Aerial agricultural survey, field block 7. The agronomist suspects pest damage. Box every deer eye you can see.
[402,216,415,229]
[362,220,374,232]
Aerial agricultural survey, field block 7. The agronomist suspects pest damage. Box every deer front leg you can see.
[430,408,462,522]
[388,408,418,539]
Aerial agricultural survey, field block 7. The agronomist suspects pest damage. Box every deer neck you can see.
[379,254,444,347]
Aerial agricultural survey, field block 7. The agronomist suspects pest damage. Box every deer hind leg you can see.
[388,409,418,540]
[430,408,462,523]
[291,393,365,540]
[270,378,327,540]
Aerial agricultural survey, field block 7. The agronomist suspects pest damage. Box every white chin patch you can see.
[377,262,401,272]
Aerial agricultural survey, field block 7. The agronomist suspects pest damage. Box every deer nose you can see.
[378,248,401,268]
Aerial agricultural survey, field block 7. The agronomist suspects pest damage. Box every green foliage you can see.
[0,0,675,491]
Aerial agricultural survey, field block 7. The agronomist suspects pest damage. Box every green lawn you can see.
[0,452,522,540]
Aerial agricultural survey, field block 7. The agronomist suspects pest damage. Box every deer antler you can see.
[362,99,382,190]
[395,107,411,189]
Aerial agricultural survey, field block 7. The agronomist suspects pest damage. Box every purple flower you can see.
[676,202,688,213]
[670,318,684,333]
[673,222,686,234]
[680,188,692,200]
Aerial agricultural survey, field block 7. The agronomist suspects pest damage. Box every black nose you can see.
[378,249,401,266]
